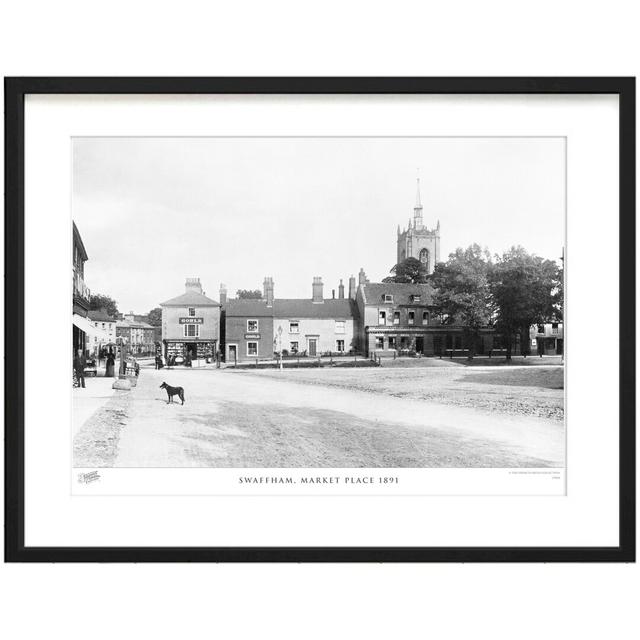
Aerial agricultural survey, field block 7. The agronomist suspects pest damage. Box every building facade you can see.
[160,278,221,360]
[116,312,156,355]
[87,309,117,356]
[72,222,92,354]
[530,322,564,355]
[355,278,494,356]
[273,277,357,356]
[222,279,275,363]
[396,178,440,274]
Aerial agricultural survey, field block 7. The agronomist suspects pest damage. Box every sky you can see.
[73,137,565,314]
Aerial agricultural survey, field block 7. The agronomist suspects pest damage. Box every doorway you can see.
[228,344,237,363]
[308,338,317,357]
[186,343,197,360]
[415,336,424,354]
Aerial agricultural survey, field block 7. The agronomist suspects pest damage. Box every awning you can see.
[73,313,111,341]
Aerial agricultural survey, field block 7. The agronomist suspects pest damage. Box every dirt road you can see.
[73,366,564,468]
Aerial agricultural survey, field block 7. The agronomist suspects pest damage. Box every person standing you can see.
[105,352,115,377]
[73,349,86,388]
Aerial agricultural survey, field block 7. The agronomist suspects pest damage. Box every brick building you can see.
[221,279,275,363]
[160,278,221,361]
[355,274,493,356]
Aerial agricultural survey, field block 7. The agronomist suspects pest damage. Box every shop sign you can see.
[179,317,203,324]
[244,333,261,340]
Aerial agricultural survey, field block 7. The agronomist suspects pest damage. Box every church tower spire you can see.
[413,177,423,228]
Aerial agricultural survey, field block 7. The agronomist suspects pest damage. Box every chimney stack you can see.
[312,276,324,303]
[332,289,335,299]
[263,277,274,307]
[358,268,368,286]
[338,279,345,299]
[348,275,356,300]
[185,277,202,294]
[219,283,227,305]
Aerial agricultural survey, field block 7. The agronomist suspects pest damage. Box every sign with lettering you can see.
[244,333,261,340]
[179,317,203,324]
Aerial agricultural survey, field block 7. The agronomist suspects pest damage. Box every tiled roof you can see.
[273,298,357,319]
[224,299,273,316]
[361,282,435,306]
[88,309,117,322]
[159,291,220,307]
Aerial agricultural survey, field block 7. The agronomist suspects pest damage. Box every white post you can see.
[278,325,283,371]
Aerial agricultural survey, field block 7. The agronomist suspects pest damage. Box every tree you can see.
[382,257,430,284]
[146,307,162,326]
[89,293,119,318]
[489,246,560,359]
[236,289,262,300]
[431,244,492,359]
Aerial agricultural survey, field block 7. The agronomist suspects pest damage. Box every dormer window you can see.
[411,294,421,302]
[383,294,393,303]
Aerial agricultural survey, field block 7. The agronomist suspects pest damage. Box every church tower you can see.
[396,178,440,274]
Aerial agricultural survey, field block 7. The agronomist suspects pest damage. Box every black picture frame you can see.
[4,77,635,563]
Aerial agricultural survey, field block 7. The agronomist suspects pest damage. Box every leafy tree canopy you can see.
[489,246,561,356]
[236,289,263,300]
[146,307,162,326]
[89,293,119,318]
[383,257,430,284]
[431,244,492,329]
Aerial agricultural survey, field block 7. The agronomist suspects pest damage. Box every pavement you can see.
[72,371,117,437]
[74,366,565,468]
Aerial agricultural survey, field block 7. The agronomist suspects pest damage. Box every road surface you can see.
[73,366,565,468]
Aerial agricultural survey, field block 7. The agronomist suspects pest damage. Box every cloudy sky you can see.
[73,137,565,314]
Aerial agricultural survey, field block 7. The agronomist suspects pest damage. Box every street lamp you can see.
[277,325,283,371]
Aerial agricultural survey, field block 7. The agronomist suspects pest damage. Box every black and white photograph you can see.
[71,136,565,475]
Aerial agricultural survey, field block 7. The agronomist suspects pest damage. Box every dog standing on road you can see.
[160,382,185,405]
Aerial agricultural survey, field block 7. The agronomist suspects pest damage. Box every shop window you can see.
[388,336,396,349]
[247,319,259,332]
[289,322,299,333]
[393,311,400,324]
[335,320,345,334]
[336,340,345,352]
[247,342,258,356]
[376,337,384,349]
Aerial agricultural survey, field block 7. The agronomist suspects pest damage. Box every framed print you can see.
[4,77,635,562]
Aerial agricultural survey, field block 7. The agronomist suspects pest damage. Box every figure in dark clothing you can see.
[73,350,86,388]
[105,353,116,377]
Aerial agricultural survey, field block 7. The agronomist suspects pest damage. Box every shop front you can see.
[160,278,221,364]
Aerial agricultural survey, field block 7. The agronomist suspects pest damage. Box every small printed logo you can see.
[77,470,101,484]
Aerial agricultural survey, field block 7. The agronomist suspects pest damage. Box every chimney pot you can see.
[312,276,324,303]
